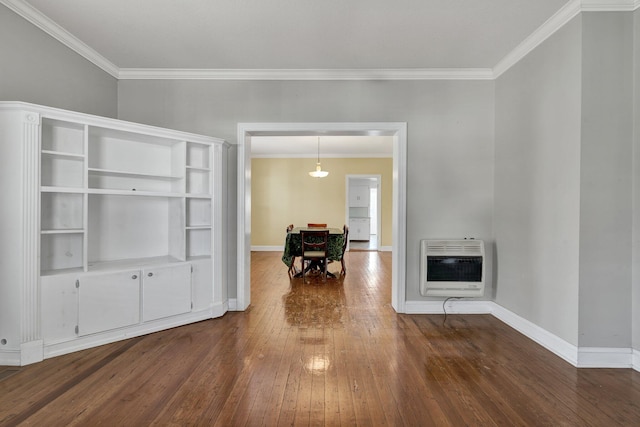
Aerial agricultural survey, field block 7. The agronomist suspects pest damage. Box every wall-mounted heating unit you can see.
[420,239,485,297]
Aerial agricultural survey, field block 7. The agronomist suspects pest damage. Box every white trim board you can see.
[251,246,284,252]
[577,347,635,368]
[404,300,640,371]
[118,68,494,81]
[237,122,407,313]
[251,153,392,159]
[3,0,638,81]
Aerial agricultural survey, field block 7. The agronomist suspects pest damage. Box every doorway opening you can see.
[346,175,381,251]
[237,122,407,313]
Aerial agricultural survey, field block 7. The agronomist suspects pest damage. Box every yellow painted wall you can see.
[251,157,393,247]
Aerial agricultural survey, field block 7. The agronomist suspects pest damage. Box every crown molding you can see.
[494,0,639,77]
[0,0,119,78]
[3,0,638,82]
[493,0,582,78]
[581,0,639,11]
[117,68,494,81]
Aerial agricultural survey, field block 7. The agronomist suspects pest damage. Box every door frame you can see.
[237,122,407,312]
[346,174,382,250]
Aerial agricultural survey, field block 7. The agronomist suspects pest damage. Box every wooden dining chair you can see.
[328,224,349,277]
[300,229,329,283]
[286,224,297,279]
[339,225,349,276]
[307,223,327,228]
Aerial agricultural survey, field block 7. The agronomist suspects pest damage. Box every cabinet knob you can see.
[131,274,138,280]
[148,272,153,277]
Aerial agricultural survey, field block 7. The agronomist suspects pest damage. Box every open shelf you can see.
[87,188,184,198]
[41,192,84,230]
[88,171,184,193]
[186,169,211,195]
[186,193,213,199]
[41,233,84,274]
[186,198,211,228]
[42,150,85,159]
[88,127,185,177]
[186,143,210,169]
[87,165,184,193]
[41,155,84,188]
[41,119,85,154]
[186,228,212,259]
[88,167,183,180]
[41,229,84,235]
[186,165,211,172]
[41,187,86,194]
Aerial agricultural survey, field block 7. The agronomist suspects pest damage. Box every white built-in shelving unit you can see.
[0,102,229,366]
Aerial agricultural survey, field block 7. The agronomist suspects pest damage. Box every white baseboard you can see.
[489,302,578,366]
[404,300,578,365]
[379,246,392,252]
[0,340,45,366]
[0,350,21,366]
[43,306,225,361]
[213,300,229,318]
[251,246,283,251]
[20,340,44,365]
[403,299,640,369]
[403,299,494,314]
[228,298,238,311]
[578,347,634,368]
[3,302,233,366]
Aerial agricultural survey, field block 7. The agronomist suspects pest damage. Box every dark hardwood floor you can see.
[1,251,639,426]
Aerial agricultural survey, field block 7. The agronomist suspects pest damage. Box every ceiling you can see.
[8,0,634,156]
[15,0,572,71]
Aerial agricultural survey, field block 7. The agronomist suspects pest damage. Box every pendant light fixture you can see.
[308,136,329,178]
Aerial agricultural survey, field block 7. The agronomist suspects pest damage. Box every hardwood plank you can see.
[1,251,639,426]
[331,327,358,426]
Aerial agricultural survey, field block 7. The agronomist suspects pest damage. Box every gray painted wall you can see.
[495,12,637,349]
[117,79,496,301]
[579,12,634,348]
[0,5,117,117]
[495,17,582,345]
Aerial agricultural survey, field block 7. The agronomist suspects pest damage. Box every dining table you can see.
[282,227,345,277]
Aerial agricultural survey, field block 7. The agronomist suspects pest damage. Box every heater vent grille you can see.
[420,239,485,297]
[425,240,483,256]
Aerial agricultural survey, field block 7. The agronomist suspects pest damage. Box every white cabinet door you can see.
[142,263,192,322]
[349,218,371,240]
[41,274,79,343]
[349,185,370,207]
[78,270,140,336]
